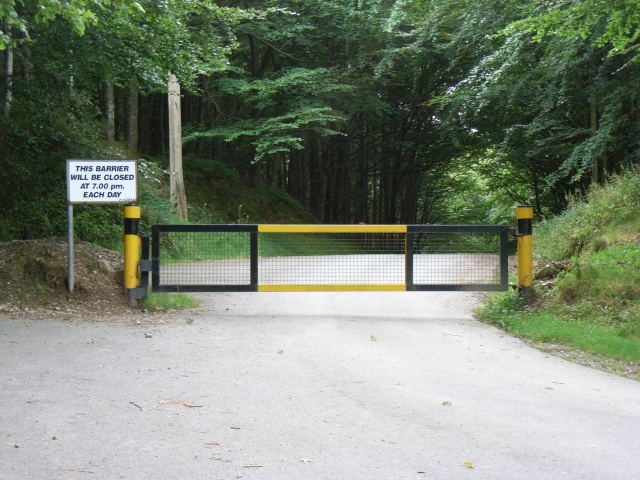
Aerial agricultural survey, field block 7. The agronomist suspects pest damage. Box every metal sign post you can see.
[67,204,74,293]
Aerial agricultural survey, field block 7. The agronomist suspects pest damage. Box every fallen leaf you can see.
[463,460,474,468]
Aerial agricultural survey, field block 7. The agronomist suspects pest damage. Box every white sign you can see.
[67,159,138,204]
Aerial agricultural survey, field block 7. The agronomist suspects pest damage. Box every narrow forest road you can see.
[1,291,639,479]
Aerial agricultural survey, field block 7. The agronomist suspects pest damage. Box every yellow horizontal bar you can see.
[258,224,407,234]
[258,284,407,292]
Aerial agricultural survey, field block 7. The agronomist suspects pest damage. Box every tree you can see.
[168,73,187,220]
[427,0,640,214]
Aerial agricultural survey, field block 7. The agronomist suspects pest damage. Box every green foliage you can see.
[432,158,522,225]
[504,0,640,59]
[552,244,640,316]
[185,68,351,162]
[4,0,640,235]
[432,0,640,213]
[534,168,640,262]
[1,0,103,47]
[182,156,316,225]
[74,205,123,250]
[0,73,124,243]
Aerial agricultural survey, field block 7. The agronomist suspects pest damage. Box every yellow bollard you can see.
[516,205,533,295]
[123,205,141,292]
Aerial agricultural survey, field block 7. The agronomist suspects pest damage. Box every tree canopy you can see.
[2,0,639,237]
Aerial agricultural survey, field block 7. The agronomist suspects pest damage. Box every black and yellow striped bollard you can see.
[516,205,533,296]
[123,205,141,305]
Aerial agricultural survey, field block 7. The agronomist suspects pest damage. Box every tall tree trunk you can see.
[2,22,13,118]
[20,37,31,81]
[334,141,351,223]
[355,117,370,224]
[309,134,327,221]
[267,153,282,188]
[402,172,419,224]
[101,82,115,141]
[158,93,166,156]
[168,73,188,221]
[324,145,336,223]
[287,149,308,206]
[590,86,599,184]
[380,136,398,224]
[125,78,138,151]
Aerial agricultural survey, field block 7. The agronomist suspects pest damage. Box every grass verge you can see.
[476,291,640,363]
[476,259,640,380]
[141,292,199,312]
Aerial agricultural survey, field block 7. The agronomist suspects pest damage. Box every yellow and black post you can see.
[516,205,534,296]
[124,204,141,306]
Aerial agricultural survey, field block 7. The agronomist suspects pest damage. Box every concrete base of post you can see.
[518,285,535,302]
[126,286,149,308]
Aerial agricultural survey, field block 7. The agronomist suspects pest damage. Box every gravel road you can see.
[1,291,639,479]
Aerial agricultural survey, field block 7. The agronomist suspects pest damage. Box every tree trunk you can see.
[2,21,13,118]
[355,116,370,223]
[125,79,138,151]
[168,73,188,221]
[324,145,336,223]
[402,173,419,224]
[309,134,328,222]
[20,39,31,81]
[590,86,599,184]
[267,153,282,188]
[286,149,308,206]
[101,82,115,141]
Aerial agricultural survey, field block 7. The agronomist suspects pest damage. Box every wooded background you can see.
[2,0,639,236]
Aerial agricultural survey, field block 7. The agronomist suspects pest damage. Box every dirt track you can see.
[1,291,639,479]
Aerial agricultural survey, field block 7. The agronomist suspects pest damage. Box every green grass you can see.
[141,292,199,312]
[554,244,640,309]
[476,290,640,365]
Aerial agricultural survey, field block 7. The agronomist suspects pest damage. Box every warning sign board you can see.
[67,159,138,204]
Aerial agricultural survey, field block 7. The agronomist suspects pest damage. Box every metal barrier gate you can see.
[150,224,509,292]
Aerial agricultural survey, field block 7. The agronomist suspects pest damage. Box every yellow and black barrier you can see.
[123,205,140,290]
[516,205,534,295]
[123,205,149,304]
[150,223,510,293]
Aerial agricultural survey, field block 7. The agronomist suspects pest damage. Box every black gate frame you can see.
[150,224,509,293]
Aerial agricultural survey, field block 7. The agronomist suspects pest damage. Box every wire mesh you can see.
[258,233,406,284]
[158,230,251,286]
[413,232,502,285]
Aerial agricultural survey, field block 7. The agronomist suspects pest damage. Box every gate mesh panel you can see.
[158,231,251,285]
[412,232,502,284]
[258,233,405,284]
